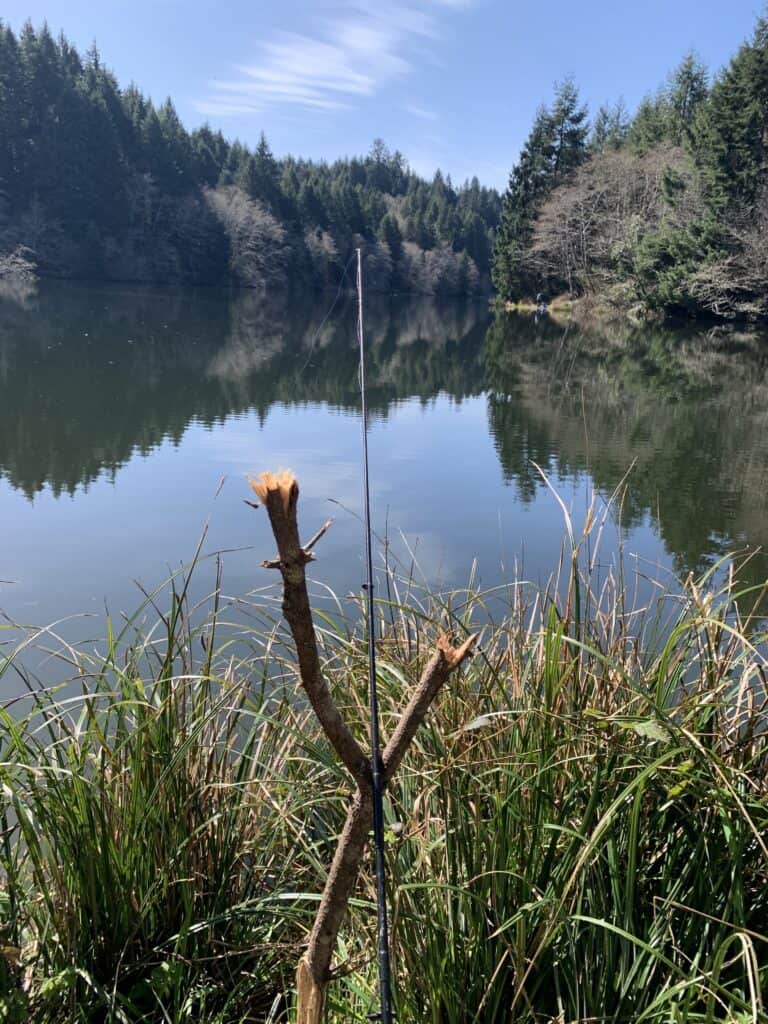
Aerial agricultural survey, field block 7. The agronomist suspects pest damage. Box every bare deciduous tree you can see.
[354,234,393,293]
[304,228,340,288]
[206,186,289,291]
[399,240,480,295]
[529,146,698,294]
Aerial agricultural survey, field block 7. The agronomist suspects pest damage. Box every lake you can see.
[2,281,768,675]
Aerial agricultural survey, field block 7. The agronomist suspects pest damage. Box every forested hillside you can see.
[0,23,500,294]
[493,13,768,319]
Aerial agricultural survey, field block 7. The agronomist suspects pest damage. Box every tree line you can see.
[4,282,768,586]
[492,12,768,319]
[0,22,501,295]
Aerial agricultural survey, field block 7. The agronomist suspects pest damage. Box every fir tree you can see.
[380,213,404,266]
[694,16,768,206]
[0,24,498,294]
[493,80,589,298]
[549,78,590,183]
[667,52,708,144]
[252,132,282,211]
[628,94,671,152]
[590,98,630,151]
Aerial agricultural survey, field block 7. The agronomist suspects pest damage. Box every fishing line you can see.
[296,250,357,378]
[356,246,394,1024]
[291,243,394,1018]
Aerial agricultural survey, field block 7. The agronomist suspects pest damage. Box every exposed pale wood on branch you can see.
[249,469,477,1024]
[250,471,370,786]
[383,633,476,779]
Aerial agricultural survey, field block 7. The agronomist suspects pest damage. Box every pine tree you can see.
[0,23,24,205]
[298,180,327,228]
[694,16,768,207]
[218,140,247,187]
[190,124,227,186]
[549,78,590,184]
[590,98,630,151]
[156,97,191,194]
[367,138,393,192]
[493,106,552,298]
[235,154,259,198]
[667,52,709,145]
[252,132,282,211]
[0,22,501,293]
[493,81,588,298]
[380,213,404,266]
[628,94,671,152]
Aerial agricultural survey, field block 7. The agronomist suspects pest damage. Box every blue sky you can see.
[4,0,765,189]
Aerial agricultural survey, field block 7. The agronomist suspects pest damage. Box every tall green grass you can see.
[1,533,767,1022]
[0,564,351,1023]
[379,566,768,1023]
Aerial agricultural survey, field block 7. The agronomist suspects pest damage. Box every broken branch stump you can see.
[249,470,476,1024]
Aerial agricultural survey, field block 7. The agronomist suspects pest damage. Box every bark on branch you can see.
[250,471,370,786]
[383,633,476,781]
[249,470,477,1023]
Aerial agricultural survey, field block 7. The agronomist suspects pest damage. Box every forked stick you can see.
[249,471,477,1023]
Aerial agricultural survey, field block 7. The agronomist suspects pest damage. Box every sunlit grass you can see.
[1,518,766,1022]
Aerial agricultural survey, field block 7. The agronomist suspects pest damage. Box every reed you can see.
[1,523,766,1022]
[376,563,768,1023]
[0,563,347,1022]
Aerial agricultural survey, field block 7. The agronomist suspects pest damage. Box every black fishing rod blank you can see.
[356,246,394,1024]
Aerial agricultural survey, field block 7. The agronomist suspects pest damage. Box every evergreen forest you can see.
[493,12,768,319]
[0,22,500,295]
[2,14,768,316]
[2,13,768,1023]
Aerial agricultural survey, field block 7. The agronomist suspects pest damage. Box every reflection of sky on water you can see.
[1,394,676,650]
[2,283,768,696]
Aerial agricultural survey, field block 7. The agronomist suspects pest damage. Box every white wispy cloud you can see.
[196,0,472,118]
[404,102,439,120]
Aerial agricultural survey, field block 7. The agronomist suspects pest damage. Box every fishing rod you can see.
[356,246,394,1024]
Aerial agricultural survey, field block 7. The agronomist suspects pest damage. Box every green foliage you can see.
[364,521,768,1023]
[693,16,768,208]
[0,561,345,1022]
[631,217,720,310]
[667,52,709,145]
[0,860,27,1022]
[2,527,767,1022]
[628,94,674,153]
[0,23,499,295]
[628,54,708,153]
[590,98,630,152]
[493,79,589,299]
[492,11,768,318]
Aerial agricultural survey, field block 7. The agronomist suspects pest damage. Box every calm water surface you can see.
[2,281,768,669]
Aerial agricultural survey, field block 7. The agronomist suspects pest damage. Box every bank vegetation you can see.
[493,15,768,321]
[0,23,499,297]
[1,487,767,1022]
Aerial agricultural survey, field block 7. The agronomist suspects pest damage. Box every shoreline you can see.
[497,292,768,327]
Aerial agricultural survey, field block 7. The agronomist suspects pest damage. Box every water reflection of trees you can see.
[0,284,489,498]
[485,313,768,582]
[2,283,768,584]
